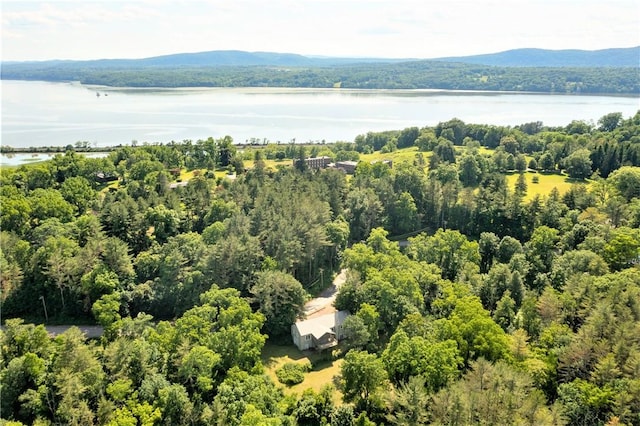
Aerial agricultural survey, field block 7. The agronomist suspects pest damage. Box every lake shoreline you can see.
[3,80,639,151]
[4,79,640,97]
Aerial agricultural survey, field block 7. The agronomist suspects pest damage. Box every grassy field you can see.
[243,158,291,171]
[359,146,422,165]
[506,171,587,200]
[261,343,343,401]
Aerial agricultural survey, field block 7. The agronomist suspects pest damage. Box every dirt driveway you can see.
[45,325,104,339]
[304,269,347,319]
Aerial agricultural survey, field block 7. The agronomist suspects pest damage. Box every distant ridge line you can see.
[3,46,639,68]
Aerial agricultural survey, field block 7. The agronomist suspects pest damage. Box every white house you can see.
[291,311,350,351]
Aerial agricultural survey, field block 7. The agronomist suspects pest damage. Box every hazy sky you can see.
[2,0,639,61]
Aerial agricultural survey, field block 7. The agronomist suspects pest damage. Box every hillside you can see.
[4,46,639,69]
[2,50,412,69]
[433,46,640,67]
[2,47,638,93]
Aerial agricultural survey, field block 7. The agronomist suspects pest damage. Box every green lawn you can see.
[506,171,588,200]
[243,158,291,171]
[261,343,343,401]
[359,146,422,165]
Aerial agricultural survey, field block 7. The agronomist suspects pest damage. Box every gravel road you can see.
[304,269,347,319]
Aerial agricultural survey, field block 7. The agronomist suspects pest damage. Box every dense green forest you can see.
[2,60,639,93]
[1,111,640,425]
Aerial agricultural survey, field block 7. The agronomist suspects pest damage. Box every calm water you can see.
[2,80,639,150]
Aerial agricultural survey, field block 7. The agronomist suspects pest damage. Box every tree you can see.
[515,173,528,194]
[525,225,560,279]
[603,226,640,270]
[539,152,555,171]
[356,303,380,344]
[212,368,283,425]
[437,296,510,364]
[407,229,480,281]
[382,329,461,391]
[436,118,467,145]
[175,286,267,372]
[92,292,122,330]
[458,154,481,187]
[29,188,76,224]
[397,127,420,149]
[515,155,528,172]
[558,379,615,426]
[608,166,640,200]
[385,376,430,426]
[250,270,307,337]
[294,146,308,172]
[500,136,520,155]
[493,291,516,331]
[389,192,419,235]
[434,139,456,163]
[416,131,437,152]
[60,176,96,214]
[598,112,623,132]
[51,327,105,425]
[157,383,195,425]
[331,404,355,426]
[1,352,47,423]
[564,149,593,180]
[145,204,182,244]
[204,230,264,293]
[326,217,350,269]
[176,345,221,395]
[342,315,371,350]
[294,386,334,426]
[345,188,384,242]
[478,232,500,274]
[430,359,557,425]
[340,350,387,411]
[217,136,236,167]
[0,191,33,236]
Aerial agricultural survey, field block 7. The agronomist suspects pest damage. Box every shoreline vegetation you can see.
[2,63,637,94]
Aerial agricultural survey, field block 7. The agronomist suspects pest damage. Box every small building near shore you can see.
[291,311,350,351]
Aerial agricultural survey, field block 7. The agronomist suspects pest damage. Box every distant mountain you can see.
[3,47,638,94]
[5,47,638,69]
[432,47,640,67]
[6,50,413,69]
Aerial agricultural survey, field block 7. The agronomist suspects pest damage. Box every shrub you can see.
[275,361,312,385]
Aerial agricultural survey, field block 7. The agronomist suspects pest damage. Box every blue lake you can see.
[2,80,639,152]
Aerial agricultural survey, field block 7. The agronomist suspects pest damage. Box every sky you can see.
[2,0,639,61]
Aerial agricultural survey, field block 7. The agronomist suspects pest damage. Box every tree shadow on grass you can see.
[262,342,309,370]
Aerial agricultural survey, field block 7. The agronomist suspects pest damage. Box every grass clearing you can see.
[178,169,204,181]
[243,158,291,171]
[262,343,343,401]
[506,171,588,200]
[360,146,422,165]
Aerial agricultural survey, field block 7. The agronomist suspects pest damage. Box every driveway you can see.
[45,325,104,339]
[304,269,347,319]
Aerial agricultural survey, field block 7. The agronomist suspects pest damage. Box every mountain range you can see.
[5,46,639,68]
[3,47,638,94]
[433,47,640,67]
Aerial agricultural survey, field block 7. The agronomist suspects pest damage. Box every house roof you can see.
[294,311,349,340]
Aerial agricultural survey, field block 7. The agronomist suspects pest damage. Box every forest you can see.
[2,60,639,94]
[1,110,640,425]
